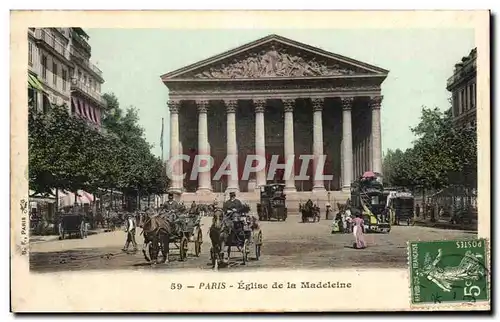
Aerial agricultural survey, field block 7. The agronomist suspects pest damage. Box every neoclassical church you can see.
[160,34,388,204]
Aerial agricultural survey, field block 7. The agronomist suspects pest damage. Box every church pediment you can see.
[162,34,389,81]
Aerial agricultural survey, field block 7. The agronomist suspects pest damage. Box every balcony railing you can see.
[447,58,477,87]
[71,30,92,54]
[34,28,70,60]
[71,77,106,107]
[70,46,103,78]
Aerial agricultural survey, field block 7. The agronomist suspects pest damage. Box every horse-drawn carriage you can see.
[350,172,391,233]
[139,208,203,264]
[209,207,263,268]
[256,183,287,221]
[386,191,415,226]
[169,210,204,260]
[300,200,321,223]
[58,213,86,240]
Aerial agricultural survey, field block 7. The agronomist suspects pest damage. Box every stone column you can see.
[354,142,359,179]
[341,97,354,191]
[283,99,296,192]
[196,100,212,193]
[361,139,365,173]
[168,100,181,193]
[370,96,383,176]
[254,99,267,188]
[225,99,239,193]
[312,98,326,192]
[179,141,183,192]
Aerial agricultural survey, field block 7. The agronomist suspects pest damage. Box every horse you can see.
[138,211,171,265]
[209,208,234,269]
[301,199,320,223]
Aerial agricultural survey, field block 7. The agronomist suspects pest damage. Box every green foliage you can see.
[28,93,170,201]
[382,106,477,190]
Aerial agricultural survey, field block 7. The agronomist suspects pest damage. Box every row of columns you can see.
[168,96,383,194]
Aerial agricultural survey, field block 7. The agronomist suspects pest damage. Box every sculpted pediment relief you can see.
[188,46,363,79]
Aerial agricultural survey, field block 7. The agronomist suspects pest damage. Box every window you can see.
[42,95,50,113]
[62,69,67,90]
[84,75,87,86]
[41,55,47,79]
[452,92,459,117]
[469,84,474,109]
[460,89,465,114]
[28,42,33,66]
[89,79,93,90]
[78,70,82,81]
[472,83,476,109]
[53,62,58,86]
[28,88,37,110]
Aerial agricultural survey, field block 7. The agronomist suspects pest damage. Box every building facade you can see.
[28,28,105,128]
[161,35,388,201]
[447,48,477,128]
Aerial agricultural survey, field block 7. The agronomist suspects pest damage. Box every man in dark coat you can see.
[163,193,179,212]
[223,192,243,213]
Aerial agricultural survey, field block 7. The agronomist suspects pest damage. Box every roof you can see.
[161,34,389,82]
[73,27,89,40]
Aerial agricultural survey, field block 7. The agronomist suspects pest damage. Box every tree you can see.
[29,92,170,211]
[101,93,169,209]
[384,105,477,191]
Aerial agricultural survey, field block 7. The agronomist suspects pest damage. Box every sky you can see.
[86,28,475,159]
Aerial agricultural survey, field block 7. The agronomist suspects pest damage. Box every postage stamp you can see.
[408,238,490,306]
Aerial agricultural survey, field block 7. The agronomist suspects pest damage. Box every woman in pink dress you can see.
[352,213,367,249]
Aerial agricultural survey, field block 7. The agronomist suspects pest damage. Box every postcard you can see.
[10,10,490,312]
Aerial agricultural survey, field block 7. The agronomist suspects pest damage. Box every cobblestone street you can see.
[29,215,477,273]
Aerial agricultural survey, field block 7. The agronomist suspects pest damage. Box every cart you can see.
[58,214,85,240]
[166,211,203,261]
[256,183,287,221]
[211,210,263,266]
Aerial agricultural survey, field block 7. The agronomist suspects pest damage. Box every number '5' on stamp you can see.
[408,238,489,306]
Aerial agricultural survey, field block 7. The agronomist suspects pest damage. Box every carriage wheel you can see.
[254,231,262,261]
[179,236,188,261]
[242,239,249,265]
[194,229,203,257]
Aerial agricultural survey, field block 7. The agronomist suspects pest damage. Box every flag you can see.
[160,117,164,153]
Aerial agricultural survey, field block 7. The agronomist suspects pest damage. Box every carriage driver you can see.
[163,193,179,212]
[223,191,243,213]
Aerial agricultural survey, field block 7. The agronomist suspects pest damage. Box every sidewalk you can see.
[413,218,477,231]
[30,228,108,244]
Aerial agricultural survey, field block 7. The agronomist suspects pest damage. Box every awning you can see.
[28,74,44,92]
[58,190,99,207]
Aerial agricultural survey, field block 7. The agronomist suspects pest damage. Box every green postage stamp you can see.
[408,238,490,306]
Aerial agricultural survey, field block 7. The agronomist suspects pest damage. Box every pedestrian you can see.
[122,214,138,252]
[82,215,89,238]
[325,202,331,220]
[352,213,366,249]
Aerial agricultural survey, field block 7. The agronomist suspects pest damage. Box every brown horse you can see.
[138,212,171,265]
[209,208,233,269]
